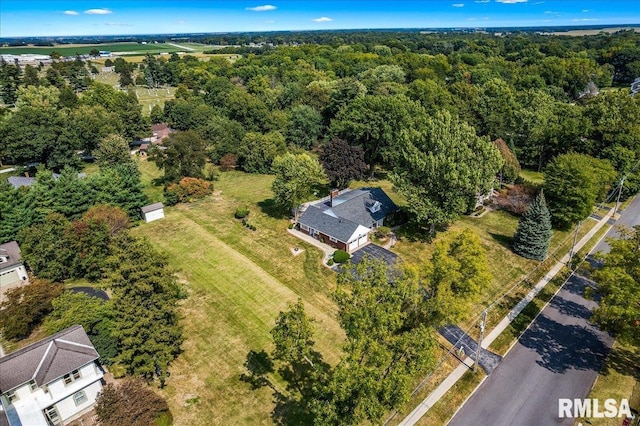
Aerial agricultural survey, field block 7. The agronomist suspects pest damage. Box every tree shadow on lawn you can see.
[488,231,514,250]
[258,198,289,220]
[599,344,640,381]
[240,350,274,390]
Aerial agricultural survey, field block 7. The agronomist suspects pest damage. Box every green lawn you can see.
[577,340,640,426]
[519,169,544,185]
[132,170,343,425]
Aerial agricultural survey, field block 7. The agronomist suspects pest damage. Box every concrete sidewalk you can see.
[287,227,336,265]
[398,207,616,426]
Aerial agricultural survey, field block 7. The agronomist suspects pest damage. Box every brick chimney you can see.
[330,189,340,207]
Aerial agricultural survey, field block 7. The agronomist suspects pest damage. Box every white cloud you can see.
[245,5,276,12]
[105,22,132,26]
[468,17,477,21]
[475,0,490,3]
[495,0,527,3]
[573,18,598,21]
[265,19,275,23]
[176,20,186,24]
[312,17,333,22]
[452,3,464,7]
[63,10,79,15]
[582,9,590,12]
[84,8,112,15]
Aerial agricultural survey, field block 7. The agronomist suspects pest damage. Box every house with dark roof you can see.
[0,241,28,303]
[7,173,87,189]
[0,325,104,426]
[297,188,398,253]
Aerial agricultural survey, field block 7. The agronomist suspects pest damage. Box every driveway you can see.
[350,243,400,266]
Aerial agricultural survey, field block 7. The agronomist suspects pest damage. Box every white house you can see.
[0,325,104,426]
[141,202,165,223]
[0,241,28,303]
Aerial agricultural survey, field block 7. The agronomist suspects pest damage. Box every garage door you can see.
[358,235,368,247]
[348,240,359,252]
[0,270,19,287]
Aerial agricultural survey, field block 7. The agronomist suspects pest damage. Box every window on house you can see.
[44,406,61,425]
[29,379,38,392]
[329,236,337,242]
[63,369,81,386]
[5,390,18,403]
[73,390,88,406]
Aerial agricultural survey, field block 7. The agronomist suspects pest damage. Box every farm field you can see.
[0,42,182,56]
[133,170,344,425]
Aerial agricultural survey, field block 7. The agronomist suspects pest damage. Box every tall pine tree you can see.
[512,190,553,261]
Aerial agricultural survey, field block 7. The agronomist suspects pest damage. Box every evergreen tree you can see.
[512,190,553,261]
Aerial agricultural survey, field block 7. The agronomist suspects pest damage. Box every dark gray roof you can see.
[7,173,87,189]
[0,241,22,272]
[298,206,363,243]
[7,176,35,188]
[141,202,164,213]
[0,325,99,393]
[314,188,397,227]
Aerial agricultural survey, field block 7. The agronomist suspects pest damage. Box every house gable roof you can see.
[0,325,98,392]
[298,206,363,243]
[0,241,22,272]
[298,188,397,243]
[141,202,164,213]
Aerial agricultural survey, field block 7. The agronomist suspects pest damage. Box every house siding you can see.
[0,362,103,426]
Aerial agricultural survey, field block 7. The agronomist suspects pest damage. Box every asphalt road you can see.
[448,197,639,426]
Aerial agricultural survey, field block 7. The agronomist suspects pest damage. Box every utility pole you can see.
[474,310,487,373]
[568,220,582,267]
[612,176,626,219]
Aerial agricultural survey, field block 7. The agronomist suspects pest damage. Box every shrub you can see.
[288,223,294,229]
[219,153,238,171]
[333,250,350,263]
[165,177,213,204]
[235,207,249,219]
[327,258,335,266]
[374,226,391,239]
[95,377,172,426]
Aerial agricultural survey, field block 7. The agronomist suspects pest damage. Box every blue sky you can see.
[1,1,638,37]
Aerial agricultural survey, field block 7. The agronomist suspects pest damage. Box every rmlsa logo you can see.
[558,398,632,418]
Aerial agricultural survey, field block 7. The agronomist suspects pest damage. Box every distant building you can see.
[0,241,28,302]
[98,51,111,58]
[7,173,86,189]
[0,325,105,426]
[631,77,640,96]
[141,202,165,223]
[0,54,51,64]
[151,123,171,144]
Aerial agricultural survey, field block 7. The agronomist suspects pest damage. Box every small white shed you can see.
[141,202,165,223]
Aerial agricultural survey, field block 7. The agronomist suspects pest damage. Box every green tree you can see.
[107,233,183,386]
[197,115,246,163]
[315,258,437,425]
[286,104,323,149]
[543,153,616,230]
[239,131,286,174]
[330,94,427,177]
[0,278,64,340]
[494,138,521,184]
[150,130,207,182]
[591,226,640,346]
[90,163,148,219]
[67,104,124,153]
[271,153,326,218]
[391,111,503,231]
[16,85,60,109]
[319,137,368,188]
[43,291,118,363]
[95,134,133,168]
[22,64,40,86]
[19,213,73,282]
[150,104,164,124]
[512,191,553,261]
[409,228,493,326]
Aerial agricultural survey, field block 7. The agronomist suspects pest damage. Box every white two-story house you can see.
[0,325,104,426]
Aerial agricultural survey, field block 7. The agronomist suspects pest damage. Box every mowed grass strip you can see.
[137,210,342,425]
[133,171,343,425]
